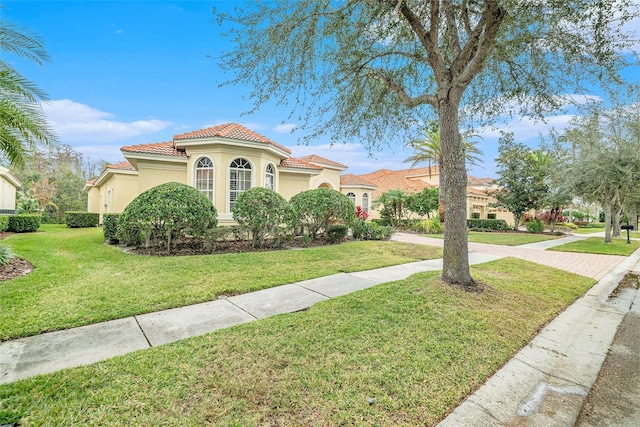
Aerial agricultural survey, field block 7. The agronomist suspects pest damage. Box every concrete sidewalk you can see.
[1,231,639,427]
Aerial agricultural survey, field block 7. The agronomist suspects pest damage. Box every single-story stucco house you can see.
[0,166,22,214]
[84,123,375,223]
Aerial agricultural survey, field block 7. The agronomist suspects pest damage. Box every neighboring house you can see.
[84,123,371,223]
[353,166,515,225]
[0,166,22,214]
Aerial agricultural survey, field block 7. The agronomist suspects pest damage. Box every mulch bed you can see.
[0,231,34,282]
[0,258,33,282]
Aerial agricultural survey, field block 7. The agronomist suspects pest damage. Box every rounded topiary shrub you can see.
[232,187,291,248]
[290,188,355,240]
[117,182,218,252]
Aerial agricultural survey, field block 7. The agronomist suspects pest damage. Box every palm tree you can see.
[404,126,483,221]
[0,18,57,166]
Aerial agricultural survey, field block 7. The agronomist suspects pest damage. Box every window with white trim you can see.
[362,193,369,213]
[347,192,356,205]
[265,163,275,190]
[195,157,214,202]
[229,158,252,210]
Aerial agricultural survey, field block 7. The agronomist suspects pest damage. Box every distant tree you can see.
[492,133,548,229]
[560,105,640,243]
[406,187,440,218]
[0,18,57,166]
[373,189,410,226]
[218,1,639,287]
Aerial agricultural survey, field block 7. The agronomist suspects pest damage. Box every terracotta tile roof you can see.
[298,154,347,170]
[279,157,323,170]
[340,174,377,188]
[358,169,433,200]
[106,161,136,171]
[173,123,291,154]
[121,142,187,157]
[467,186,489,196]
[468,176,494,186]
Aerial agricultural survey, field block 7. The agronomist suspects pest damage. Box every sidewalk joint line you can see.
[224,299,259,320]
[133,315,153,348]
[293,283,332,299]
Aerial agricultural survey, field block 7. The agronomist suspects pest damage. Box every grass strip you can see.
[0,258,595,426]
[0,225,440,341]
[425,231,561,246]
[549,236,640,255]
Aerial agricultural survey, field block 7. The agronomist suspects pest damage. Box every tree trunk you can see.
[604,201,613,243]
[613,206,622,238]
[439,98,473,285]
[632,203,638,230]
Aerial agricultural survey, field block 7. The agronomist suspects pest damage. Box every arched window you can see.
[195,157,214,202]
[229,158,252,210]
[362,193,369,213]
[265,163,275,190]
[346,192,356,205]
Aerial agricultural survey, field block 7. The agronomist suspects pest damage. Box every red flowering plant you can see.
[355,206,369,221]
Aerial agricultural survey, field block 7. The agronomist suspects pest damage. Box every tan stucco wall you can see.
[98,173,140,215]
[310,169,341,190]
[0,176,17,211]
[279,172,312,201]
[137,160,187,195]
[86,186,101,213]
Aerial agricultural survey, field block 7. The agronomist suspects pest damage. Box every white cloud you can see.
[273,123,297,133]
[41,99,172,143]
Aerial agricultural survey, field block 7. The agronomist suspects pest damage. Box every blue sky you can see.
[3,1,639,178]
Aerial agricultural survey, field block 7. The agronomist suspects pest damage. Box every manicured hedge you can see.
[65,211,99,228]
[103,213,120,243]
[0,215,9,232]
[467,218,510,231]
[8,215,42,233]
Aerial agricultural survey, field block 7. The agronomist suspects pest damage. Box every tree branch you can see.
[367,68,437,108]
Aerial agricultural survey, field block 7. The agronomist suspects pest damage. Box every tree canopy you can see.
[217,0,639,287]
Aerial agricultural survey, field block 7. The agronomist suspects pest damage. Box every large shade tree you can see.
[0,18,56,166]
[217,1,639,287]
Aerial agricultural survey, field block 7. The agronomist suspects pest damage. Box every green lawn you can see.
[0,225,441,341]
[571,227,605,234]
[550,236,640,255]
[426,231,561,246]
[0,258,595,426]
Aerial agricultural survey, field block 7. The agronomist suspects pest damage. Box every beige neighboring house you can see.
[0,166,22,214]
[85,123,376,223]
[353,166,516,225]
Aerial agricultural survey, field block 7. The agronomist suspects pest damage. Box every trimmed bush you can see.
[413,216,443,234]
[466,219,510,231]
[0,216,9,232]
[117,182,218,252]
[352,221,393,241]
[326,224,349,243]
[65,211,99,228]
[103,213,120,243]
[526,219,545,234]
[232,187,292,248]
[0,246,14,266]
[290,188,354,240]
[8,215,41,233]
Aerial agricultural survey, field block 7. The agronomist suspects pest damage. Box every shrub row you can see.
[65,211,99,228]
[467,219,510,231]
[8,214,41,233]
[0,216,8,232]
